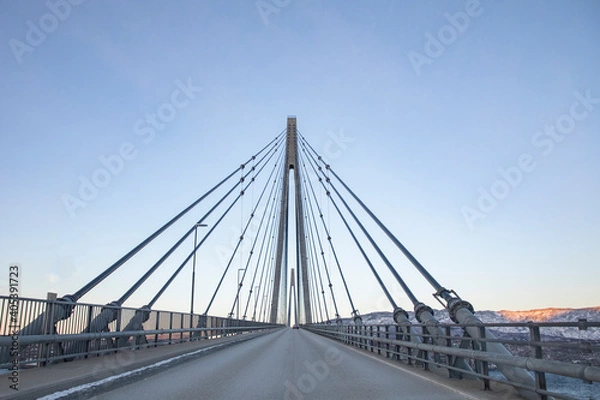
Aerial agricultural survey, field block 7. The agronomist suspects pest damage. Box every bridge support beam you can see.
[116,306,151,347]
[63,301,120,357]
[413,303,474,378]
[446,297,541,400]
[269,142,289,324]
[270,117,312,324]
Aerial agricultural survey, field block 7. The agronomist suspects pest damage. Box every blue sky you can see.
[0,0,598,318]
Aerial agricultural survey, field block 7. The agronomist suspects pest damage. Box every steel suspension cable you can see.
[70,131,285,302]
[303,170,340,319]
[300,140,419,306]
[118,136,284,306]
[299,168,329,322]
[148,187,244,308]
[303,184,333,321]
[327,188,398,309]
[203,143,285,315]
[240,197,277,320]
[255,194,280,322]
[260,243,277,322]
[227,150,285,318]
[307,241,325,322]
[294,160,310,323]
[252,198,281,321]
[301,141,398,310]
[298,147,356,318]
[261,172,286,322]
[308,227,327,322]
[300,134,451,300]
[258,160,290,321]
[118,172,243,305]
[242,165,284,319]
[305,230,323,321]
[147,146,285,308]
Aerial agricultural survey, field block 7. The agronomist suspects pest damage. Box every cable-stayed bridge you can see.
[1,117,599,400]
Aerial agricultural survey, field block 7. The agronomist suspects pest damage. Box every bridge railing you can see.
[0,295,279,369]
[304,320,600,400]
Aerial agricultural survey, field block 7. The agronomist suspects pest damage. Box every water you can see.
[546,374,600,400]
[490,371,600,399]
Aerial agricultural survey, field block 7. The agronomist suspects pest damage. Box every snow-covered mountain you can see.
[499,307,600,323]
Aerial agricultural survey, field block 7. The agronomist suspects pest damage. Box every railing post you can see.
[445,325,455,378]
[529,324,548,400]
[349,325,353,346]
[168,312,173,344]
[347,325,351,346]
[369,325,374,352]
[154,311,160,346]
[348,325,352,346]
[395,325,401,362]
[115,306,122,337]
[377,325,381,355]
[180,312,184,342]
[406,325,412,366]
[363,325,366,350]
[85,304,93,358]
[479,325,490,391]
[385,325,390,358]
[39,293,57,366]
[45,298,56,363]
[421,326,429,371]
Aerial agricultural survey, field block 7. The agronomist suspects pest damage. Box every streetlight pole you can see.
[191,223,207,317]
[237,268,246,319]
[253,285,258,321]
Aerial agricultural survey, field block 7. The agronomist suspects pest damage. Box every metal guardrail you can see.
[0,296,279,368]
[305,321,600,400]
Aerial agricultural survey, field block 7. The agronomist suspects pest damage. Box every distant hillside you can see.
[498,307,600,322]
[338,307,600,366]
[340,306,600,341]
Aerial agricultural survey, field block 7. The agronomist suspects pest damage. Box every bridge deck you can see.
[1,330,271,400]
[4,328,522,400]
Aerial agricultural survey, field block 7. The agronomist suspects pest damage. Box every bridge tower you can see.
[270,117,312,325]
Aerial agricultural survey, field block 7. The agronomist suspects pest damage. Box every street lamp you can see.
[253,285,258,321]
[191,223,208,317]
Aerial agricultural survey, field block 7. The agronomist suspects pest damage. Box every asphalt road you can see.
[90,328,481,400]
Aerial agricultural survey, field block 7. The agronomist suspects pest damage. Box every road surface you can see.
[90,328,483,400]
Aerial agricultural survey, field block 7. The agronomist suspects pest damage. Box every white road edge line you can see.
[37,341,234,400]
